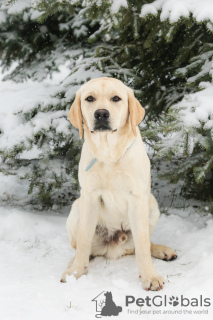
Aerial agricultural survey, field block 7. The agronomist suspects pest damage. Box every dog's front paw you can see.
[60,263,88,283]
[140,272,165,291]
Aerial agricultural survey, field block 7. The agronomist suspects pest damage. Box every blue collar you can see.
[85,139,135,172]
[85,158,97,172]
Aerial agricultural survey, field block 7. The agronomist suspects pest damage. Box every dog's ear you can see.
[127,88,145,136]
[68,90,83,139]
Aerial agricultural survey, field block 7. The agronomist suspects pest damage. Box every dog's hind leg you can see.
[122,249,135,256]
[149,194,177,261]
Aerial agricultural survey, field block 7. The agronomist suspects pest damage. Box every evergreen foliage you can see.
[0,0,213,207]
[0,0,104,207]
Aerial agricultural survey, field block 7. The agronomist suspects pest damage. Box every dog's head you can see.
[68,77,145,139]
[104,291,112,299]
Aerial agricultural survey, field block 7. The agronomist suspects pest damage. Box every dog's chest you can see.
[79,142,150,230]
[81,161,142,228]
[83,161,138,196]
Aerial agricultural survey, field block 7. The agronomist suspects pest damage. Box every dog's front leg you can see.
[128,193,164,291]
[61,194,99,282]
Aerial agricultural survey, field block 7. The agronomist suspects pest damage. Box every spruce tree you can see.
[1,0,213,207]
[0,0,106,208]
[152,46,213,201]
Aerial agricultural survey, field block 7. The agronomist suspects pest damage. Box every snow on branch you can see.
[140,0,213,26]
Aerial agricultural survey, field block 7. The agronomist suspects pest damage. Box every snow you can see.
[0,9,6,23]
[111,0,128,14]
[157,79,213,158]
[140,0,213,25]
[30,8,44,20]
[176,82,213,131]
[19,145,42,160]
[0,206,212,320]
[0,0,43,22]
[0,61,71,152]
[0,174,29,204]
[2,0,32,14]
[32,110,69,134]
[0,80,58,150]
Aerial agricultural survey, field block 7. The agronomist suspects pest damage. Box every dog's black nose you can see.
[94,109,109,121]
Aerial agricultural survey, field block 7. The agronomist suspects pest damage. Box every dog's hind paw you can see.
[151,243,177,261]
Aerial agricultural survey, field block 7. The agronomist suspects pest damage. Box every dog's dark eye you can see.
[85,96,95,102]
[112,96,121,102]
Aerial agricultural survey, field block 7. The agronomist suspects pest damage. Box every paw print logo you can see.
[169,296,179,307]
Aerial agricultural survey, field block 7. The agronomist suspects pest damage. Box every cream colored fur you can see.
[61,77,177,291]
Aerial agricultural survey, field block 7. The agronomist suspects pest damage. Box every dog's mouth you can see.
[91,122,116,133]
[94,125,111,131]
[91,127,117,133]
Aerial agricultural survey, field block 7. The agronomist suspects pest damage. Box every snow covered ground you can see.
[0,206,212,320]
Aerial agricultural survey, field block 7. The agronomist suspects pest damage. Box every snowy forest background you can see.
[1,1,213,320]
[0,0,213,210]
[0,0,213,211]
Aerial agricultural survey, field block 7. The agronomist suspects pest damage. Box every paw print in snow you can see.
[169,296,179,306]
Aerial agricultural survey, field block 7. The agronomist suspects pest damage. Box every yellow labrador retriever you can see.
[61,77,177,291]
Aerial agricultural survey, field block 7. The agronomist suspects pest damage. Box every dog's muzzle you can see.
[93,109,112,131]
